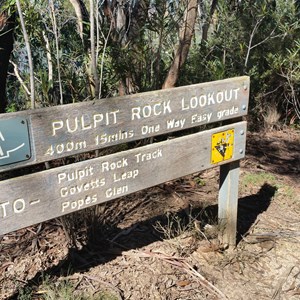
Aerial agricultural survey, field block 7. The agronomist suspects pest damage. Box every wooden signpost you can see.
[0,76,249,246]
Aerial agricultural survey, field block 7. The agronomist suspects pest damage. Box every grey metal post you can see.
[218,160,240,247]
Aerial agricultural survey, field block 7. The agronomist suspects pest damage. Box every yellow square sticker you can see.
[211,129,234,164]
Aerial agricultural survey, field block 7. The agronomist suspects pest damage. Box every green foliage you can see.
[17,286,33,300]
[263,39,300,123]
[5,0,300,126]
[180,0,300,126]
[5,102,17,112]
[240,171,298,206]
[193,176,206,187]
[241,172,276,189]
[40,278,75,300]
[1,0,16,13]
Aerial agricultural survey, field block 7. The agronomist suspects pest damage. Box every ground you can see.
[0,128,300,300]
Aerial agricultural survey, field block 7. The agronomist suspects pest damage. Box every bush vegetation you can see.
[0,0,299,128]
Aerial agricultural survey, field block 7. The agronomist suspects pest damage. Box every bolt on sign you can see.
[0,77,250,246]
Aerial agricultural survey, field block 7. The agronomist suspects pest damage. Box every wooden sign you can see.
[0,77,249,172]
[0,121,246,235]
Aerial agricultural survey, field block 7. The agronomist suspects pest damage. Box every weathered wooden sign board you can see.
[0,121,246,235]
[0,76,250,246]
[0,76,249,172]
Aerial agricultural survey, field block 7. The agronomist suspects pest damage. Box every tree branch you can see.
[9,60,30,96]
[162,0,198,89]
[49,0,63,105]
[16,0,35,109]
[90,0,99,98]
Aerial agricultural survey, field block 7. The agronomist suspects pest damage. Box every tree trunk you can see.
[201,0,218,43]
[162,0,198,89]
[69,0,86,41]
[16,0,35,109]
[103,0,148,95]
[49,0,63,105]
[0,9,15,113]
[89,0,99,98]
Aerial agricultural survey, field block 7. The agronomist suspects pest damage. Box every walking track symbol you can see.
[0,131,25,160]
[0,118,31,167]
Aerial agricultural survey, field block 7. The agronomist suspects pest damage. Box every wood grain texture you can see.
[0,77,249,172]
[218,161,240,247]
[0,121,247,235]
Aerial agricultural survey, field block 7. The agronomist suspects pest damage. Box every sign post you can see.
[218,161,241,247]
[0,77,250,246]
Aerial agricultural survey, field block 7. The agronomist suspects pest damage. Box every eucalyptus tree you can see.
[163,0,198,89]
[1,0,201,109]
[1,0,298,123]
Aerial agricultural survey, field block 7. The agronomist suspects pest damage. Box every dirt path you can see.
[1,129,299,299]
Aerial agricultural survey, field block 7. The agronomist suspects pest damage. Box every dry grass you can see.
[263,106,281,130]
